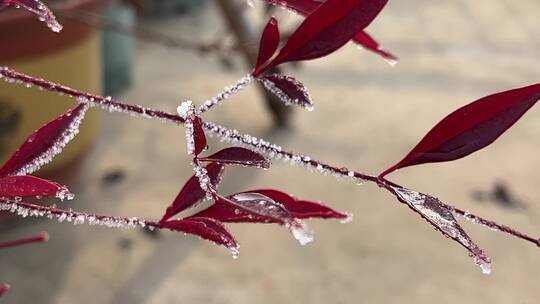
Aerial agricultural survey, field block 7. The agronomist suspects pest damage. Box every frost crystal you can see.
[289,220,314,245]
[177,100,193,119]
[259,74,314,111]
[199,75,253,113]
[0,198,151,229]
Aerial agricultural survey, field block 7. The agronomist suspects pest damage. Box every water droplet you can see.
[289,220,314,246]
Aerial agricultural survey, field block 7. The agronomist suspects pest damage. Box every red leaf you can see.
[191,116,207,156]
[160,163,225,222]
[190,196,277,224]
[6,0,62,32]
[160,217,238,255]
[0,283,9,297]
[388,185,491,274]
[194,194,314,245]
[261,0,388,72]
[259,74,314,111]
[220,193,293,224]
[352,31,397,63]
[247,189,347,220]
[198,147,270,169]
[264,0,397,62]
[0,104,88,177]
[0,175,66,198]
[193,189,347,221]
[254,17,280,76]
[380,84,540,177]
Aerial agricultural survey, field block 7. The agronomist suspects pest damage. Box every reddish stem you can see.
[1,67,539,248]
[0,232,49,249]
[0,198,159,230]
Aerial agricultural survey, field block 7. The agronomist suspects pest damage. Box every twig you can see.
[1,66,538,249]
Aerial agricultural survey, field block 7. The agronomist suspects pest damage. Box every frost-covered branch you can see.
[2,66,538,259]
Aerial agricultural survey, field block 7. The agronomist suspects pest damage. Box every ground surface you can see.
[1,1,540,303]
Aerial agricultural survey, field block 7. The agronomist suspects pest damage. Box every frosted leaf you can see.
[259,74,314,111]
[391,186,491,274]
[192,164,214,201]
[229,192,293,222]
[0,103,89,176]
[199,147,270,169]
[160,217,239,256]
[227,192,314,245]
[180,101,206,156]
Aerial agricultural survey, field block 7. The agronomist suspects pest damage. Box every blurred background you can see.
[0,0,539,303]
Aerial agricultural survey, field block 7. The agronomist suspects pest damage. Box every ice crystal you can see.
[0,199,150,229]
[199,75,253,113]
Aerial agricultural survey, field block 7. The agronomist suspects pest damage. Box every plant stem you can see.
[0,198,159,230]
[0,232,49,249]
[1,66,538,248]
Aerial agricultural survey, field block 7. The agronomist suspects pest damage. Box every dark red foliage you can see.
[352,31,397,62]
[0,104,86,177]
[194,193,294,225]
[259,74,313,110]
[255,17,280,75]
[160,217,238,251]
[264,0,397,62]
[244,189,347,220]
[160,163,225,222]
[198,147,270,169]
[191,116,207,156]
[258,0,388,73]
[380,84,540,177]
[0,175,64,197]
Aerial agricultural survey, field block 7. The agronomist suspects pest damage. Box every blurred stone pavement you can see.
[1,0,540,303]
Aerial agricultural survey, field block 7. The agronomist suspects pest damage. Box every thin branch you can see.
[0,198,159,230]
[0,231,49,249]
[1,66,539,249]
